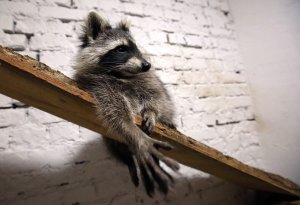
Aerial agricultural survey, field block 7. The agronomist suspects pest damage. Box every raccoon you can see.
[74,11,179,197]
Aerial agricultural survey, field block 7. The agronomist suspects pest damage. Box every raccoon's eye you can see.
[116,45,127,53]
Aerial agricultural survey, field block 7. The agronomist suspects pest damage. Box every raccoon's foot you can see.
[141,110,156,135]
[132,136,180,197]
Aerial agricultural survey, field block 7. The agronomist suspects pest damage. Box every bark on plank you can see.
[0,46,299,198]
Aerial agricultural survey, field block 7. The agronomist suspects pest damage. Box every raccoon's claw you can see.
[129,156,140,187]
[141,115,155,135]
[152,139,175,151]
[151,147,179,172]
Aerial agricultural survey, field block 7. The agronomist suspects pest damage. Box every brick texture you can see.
[0,0,263,204]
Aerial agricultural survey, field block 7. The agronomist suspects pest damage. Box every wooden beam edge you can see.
[0,46,299,198]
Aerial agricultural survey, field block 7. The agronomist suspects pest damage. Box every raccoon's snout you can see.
[141,61,151,72]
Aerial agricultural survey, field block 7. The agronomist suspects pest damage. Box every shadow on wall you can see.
[0,134,255,205]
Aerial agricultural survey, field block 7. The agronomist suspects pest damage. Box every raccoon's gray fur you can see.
[74,11,179,196]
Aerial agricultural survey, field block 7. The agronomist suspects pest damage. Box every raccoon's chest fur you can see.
[117,73,163,115]
[77,71,164,116]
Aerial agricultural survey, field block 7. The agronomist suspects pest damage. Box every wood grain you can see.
[0,46,299,198]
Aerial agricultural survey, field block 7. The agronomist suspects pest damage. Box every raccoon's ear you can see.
[86,11,111,40]
[118,19,130,32]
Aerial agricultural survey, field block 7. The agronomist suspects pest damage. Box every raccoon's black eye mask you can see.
[99,46,133,69]
[99,39,142,68]
[115,45,128,53]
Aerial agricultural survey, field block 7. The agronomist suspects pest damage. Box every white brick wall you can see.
[0,0,263,204]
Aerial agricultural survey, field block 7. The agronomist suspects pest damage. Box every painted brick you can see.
[181,46,215,59]
[0,32,27,51]
[181,10,208,28]
[210,27,233,37]
[143,4,165,19]
[39,6,86,21]
[18,50,38,59]
[30,33,75,51]
[0,127,11,151]
[8,123,49,150]
[187,58,207,70]
[27,107,63,124]
[23,0,56,6]
[156,70,182,84]
[173,85,195,98]
[129,27,149,45]
[216,107,255,124]
[15,19,75,36]
[122,2,145,17]
[174,58,193,71]
[54,0,71,8]
[168,33,186,45]
[0,94,12,108]
[48,121,80,144]
[206,59,224,71]
[73,0,121,12]
[72,0,98,9]
[185,35,204,48]
[151,56,175,70]
[39,50,72,70]
[219,71,246,84]
[205,7,230,29]
[164,9,182,21]
[182,115,218,141]
[192,96,252,113]
[210,0,230,12]
[142,17,182,33]
[0,109,27,128]
[155,0,175,8]
[181,71,210,84]
[146,44,183,56]
[148,31,168,43]
[195,84,249,98]
[0,14,14,32]
[184,0,208,7]
[234,120,257,134]
[218,38,239,51]
[173,97,194,116]
[0,1,39,17]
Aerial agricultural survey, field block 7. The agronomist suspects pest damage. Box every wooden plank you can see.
[0,46,299,198]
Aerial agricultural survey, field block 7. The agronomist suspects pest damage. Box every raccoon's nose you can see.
[141,62,151,71]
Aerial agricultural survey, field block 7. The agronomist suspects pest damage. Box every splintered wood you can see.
[0,46,299,198]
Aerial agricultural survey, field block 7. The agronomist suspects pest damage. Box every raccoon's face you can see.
[74,12,151,76]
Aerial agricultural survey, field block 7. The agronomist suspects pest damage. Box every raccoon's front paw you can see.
[133,137,180,197]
